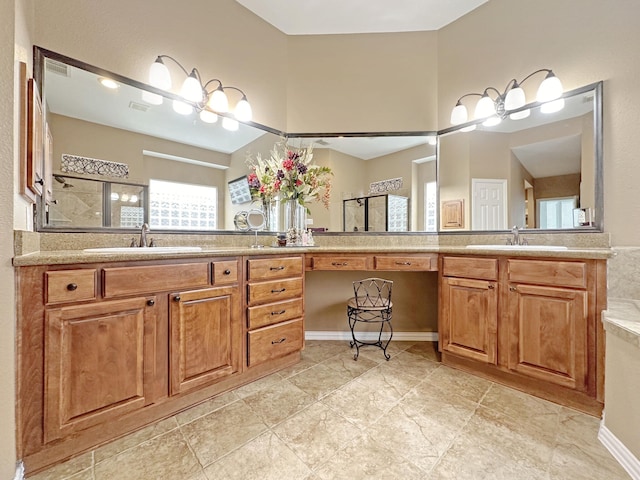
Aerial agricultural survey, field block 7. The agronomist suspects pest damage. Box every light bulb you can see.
[141,90,163,105]
[148,57,171,90]
[482,116,502,127]
[130,195,138,203]
[199,109,218,123]
[222,117,239,131]
[450,103,468,125]
[99,77,118,89]
[537,72,563,102]
[509,109,531,120]
[180,70,203,103]
[173,99,193,115]
[540,98,565,114]
[208,87,229,113]
[234,97,252,122]
[110,192,119,201]
[474,95,496,119]
[504,85,526,110]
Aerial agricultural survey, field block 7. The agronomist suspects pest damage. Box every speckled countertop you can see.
[603,299,640,348]
[12,244,613,266]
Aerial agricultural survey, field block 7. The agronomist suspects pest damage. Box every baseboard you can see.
[304,331,439,342]
[599,420,640,480]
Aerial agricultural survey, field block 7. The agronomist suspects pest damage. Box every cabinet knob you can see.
[35,178,44,186]
[488,284,495,289]
[509,286,517,292]
[66,283,78,291]
[223,269,231,275]
[147,299,155,306]
[173,295,181,302]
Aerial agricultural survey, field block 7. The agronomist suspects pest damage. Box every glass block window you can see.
[120,206,144,228]
[149,179,217,230]
[424,181,437,232]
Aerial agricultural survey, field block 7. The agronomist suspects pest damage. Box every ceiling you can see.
[234,0,489,35]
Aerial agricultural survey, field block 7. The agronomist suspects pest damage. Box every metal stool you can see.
[347,278,393,361]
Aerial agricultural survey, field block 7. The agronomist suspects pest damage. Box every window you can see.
[149,179,217,230]
[537,196,577,229]
[424,181,437,232]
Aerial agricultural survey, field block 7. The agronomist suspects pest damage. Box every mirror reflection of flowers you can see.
[247,141,333,211]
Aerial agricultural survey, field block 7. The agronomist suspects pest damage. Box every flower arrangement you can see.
[246,140,333,211]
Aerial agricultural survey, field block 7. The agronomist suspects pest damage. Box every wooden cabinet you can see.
[306,252,438,271]
[169,286,242,395]
[438,255,605,416]
[246,255,305,368]
[44,296,158,442]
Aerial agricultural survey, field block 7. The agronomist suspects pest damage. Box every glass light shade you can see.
[149,59,171,90]
[482,116,502,127]
[504,86,526,110]
[172,99,193,115]
[180,72,203,103]
[110,192,119,201]
[234,97,252,122]
[141,90,163,105]
[540,98,565,114]
[208,88,229,113]
[509,108,531,120]
[222,117,239,131]
[450,103,468,125]
[130,195,138,203]
[199,109,218,123]
[99,77,118,89]
[536,73,563,102]
[474,95,496,119]
[461,124,477,132]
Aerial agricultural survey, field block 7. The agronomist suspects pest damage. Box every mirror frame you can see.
[34,45,603,236]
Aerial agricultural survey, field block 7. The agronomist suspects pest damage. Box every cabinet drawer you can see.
[311,255,371,270]
[247,256,303,281]
[248,298,304,330]
[46,269,97,305]
[248,318,303,367]
[508,259,587,289]
[212,260,239,285]
[375,254,436,271]
[103,263,210,297]
[442,256,498,281]
[247,278,303,306]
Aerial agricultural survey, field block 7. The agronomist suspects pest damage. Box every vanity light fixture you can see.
[143,55,253,127]
[450,69,564,127]
[98,77,119,89]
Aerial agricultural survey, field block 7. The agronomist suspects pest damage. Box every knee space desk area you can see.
[13,245,609,474]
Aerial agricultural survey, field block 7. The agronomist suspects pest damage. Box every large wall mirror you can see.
[438,82,603,232]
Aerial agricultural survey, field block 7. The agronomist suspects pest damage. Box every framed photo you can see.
[18,62,36,203]
[26,76,45,197]
[228,175,252,204]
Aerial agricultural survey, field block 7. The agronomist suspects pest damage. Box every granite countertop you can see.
[602,298,640,348]
[12,244,613,266]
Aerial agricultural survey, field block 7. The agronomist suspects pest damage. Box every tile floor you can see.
[29,341,630,480]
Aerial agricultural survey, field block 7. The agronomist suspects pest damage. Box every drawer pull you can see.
[147,299,155,306]
[395,261,412,266]
[509,286,517,292]
[488,284,495,290]
[331,262,348,266]
[66,283,78,291]
[270,266,285,271]
[271,337,286,344]
[173,295,181,302]
[271,310,286,316]
[271,288,286,293]
[223,269,231,275]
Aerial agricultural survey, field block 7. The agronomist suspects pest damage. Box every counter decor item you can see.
[247,141,333,244]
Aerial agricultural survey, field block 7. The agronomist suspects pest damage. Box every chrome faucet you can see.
[139,223,150,247]
[508,226,528,245]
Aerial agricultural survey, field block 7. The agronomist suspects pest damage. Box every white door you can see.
[472,179,507,230]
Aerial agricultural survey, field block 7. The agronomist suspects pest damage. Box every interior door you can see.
[472,178,507,230]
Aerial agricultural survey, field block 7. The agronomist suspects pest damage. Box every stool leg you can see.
[381,319,393,361]
[348,310,360,361]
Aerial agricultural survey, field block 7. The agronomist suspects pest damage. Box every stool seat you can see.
[346,278,393,360]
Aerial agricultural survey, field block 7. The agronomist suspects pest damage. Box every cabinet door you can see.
[507,283,587,390]
[441,277,497,364]
[169,286,241,396]
[45,297,157,442]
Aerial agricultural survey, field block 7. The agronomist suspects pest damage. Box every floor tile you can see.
[28,452,93,480]
[301,340,347,363]
[179,400,267,467]
[424,365,492,403]
[203,431,310,480]
[549,442,630,479]
[94,429,203,480]
[287,363,354,400]
[175,390,239,425]
[406,341,441,362]
[242,378,315,427]
[273,402,361,469]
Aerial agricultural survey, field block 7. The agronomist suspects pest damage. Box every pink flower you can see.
[282,158,294,171]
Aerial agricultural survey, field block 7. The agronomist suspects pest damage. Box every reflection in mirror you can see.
[287,134,437,232]
[246,209,266,248]
[437,82,602,232]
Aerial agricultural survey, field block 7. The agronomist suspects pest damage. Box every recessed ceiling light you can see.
[98,77,119,89]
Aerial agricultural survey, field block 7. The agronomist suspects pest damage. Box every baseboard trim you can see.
[599,420,640,480]
[304,331,439,342]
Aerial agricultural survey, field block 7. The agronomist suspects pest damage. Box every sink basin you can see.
[83,246,203,254]
[465,244,568,251]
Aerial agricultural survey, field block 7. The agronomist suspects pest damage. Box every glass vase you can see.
[284,198,307,245]
[261,198,277,232]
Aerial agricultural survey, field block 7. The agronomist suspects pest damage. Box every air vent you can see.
[45,59,70,77]
[128,101,149,113]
